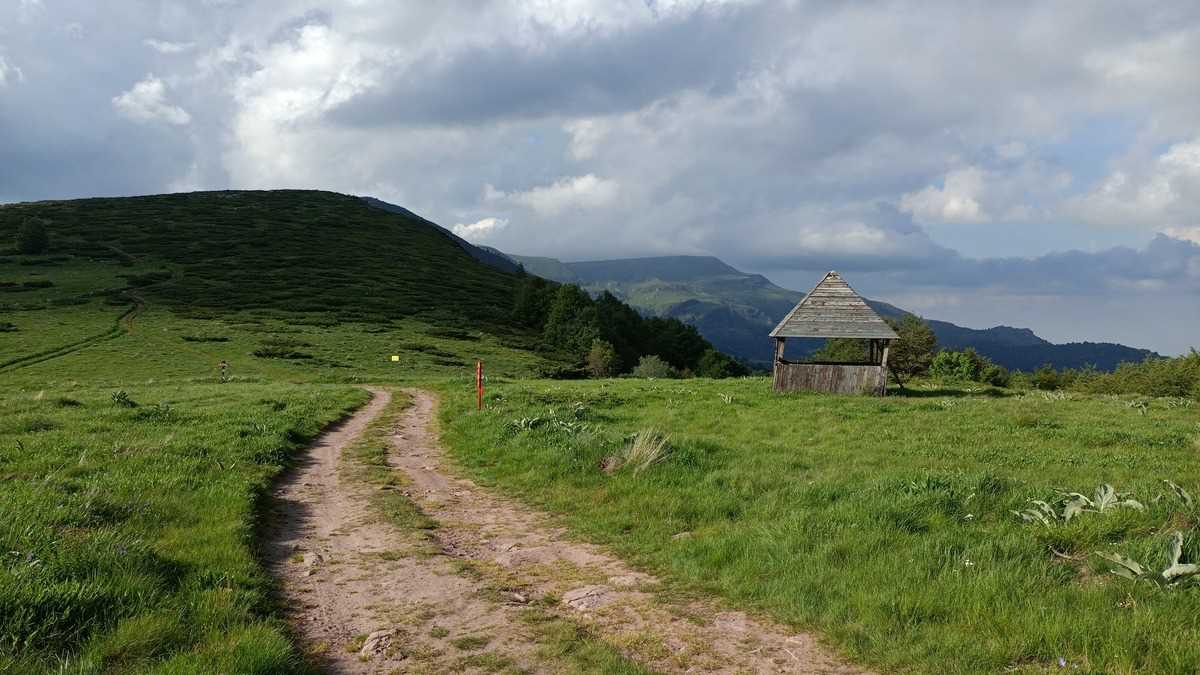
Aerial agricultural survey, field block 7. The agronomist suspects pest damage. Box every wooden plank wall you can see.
[773,363,886,395]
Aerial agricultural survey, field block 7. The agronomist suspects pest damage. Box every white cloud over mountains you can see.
[1064,137,1200,231]
[901,168,990,225]
[1,1,1199,352]
[112,75,191,125]
[452,217,508,240]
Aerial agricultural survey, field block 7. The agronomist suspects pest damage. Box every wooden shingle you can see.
[769,271,898,339]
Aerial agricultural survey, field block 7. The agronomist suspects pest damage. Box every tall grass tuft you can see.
[617,429,672,475]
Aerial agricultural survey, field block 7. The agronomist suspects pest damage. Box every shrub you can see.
[1072,350,1200,397]
[16,219,50,254]
[809,338,868,363]
[631,355,678,379]
[930,348,989,382]
[980,363,1011,387]
[586,339,620,378]
[886,315,937,387]
[252,345,313,360]
[696,349,750,378]
[1032,364,1062,390]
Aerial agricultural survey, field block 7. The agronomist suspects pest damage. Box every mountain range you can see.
[482,250,1156,372]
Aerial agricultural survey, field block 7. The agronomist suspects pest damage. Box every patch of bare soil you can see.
[265,389,564,674]
[389,389,873,675]
[266,388,873,673]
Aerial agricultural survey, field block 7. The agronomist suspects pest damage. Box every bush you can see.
[886,315,937,387]
[16,219,50,254]
[696,349,750,378]
[809,338,868,363]
[1032,364,1061,390]
[980,364,1011,387]
[1071,350,1200,397]
[631,354,678,379]
[930,349,987,382]
[586,339,620,378]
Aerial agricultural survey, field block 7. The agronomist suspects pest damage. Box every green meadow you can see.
[2,191,1198,673]
[438,378,1200,674]
[0,382,366,673]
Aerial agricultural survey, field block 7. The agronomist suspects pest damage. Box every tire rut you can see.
[266,388,873,674]
[388,389,873,675]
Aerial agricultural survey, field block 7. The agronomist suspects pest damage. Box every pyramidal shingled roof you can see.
[770,271,899,339]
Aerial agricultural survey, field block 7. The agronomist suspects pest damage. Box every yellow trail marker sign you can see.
[390,355,400,362]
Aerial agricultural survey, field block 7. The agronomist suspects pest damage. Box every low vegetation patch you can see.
[180,334,230,343]
[252,338,314,360]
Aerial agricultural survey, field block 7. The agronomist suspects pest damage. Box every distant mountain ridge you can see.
[499,252,1157,371]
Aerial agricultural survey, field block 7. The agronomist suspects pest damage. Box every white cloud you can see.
[899,167,989,225]
[509,174,619,216]
[0,56,24,86]
[995,141,1027,160]
[145,39,194,54]
[18,0,43,23]
[1164,226,1200,245]
[1065,137,1200,229]
[112,75,192,125]
[222,22,389,187]
[452,216,508,241]
[564,118,607,160]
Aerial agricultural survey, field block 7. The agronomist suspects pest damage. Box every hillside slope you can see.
[1,190,521,325]
[502,252,1156,370]
[0,190,573,381]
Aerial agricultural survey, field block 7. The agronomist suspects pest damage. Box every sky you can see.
[1,1,1198,354]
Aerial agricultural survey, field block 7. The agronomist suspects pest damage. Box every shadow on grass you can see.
[888,386,1015,398]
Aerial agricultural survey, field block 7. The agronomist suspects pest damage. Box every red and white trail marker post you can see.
[475,360,484,411]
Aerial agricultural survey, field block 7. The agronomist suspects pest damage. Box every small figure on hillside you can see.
[218,360,229,383]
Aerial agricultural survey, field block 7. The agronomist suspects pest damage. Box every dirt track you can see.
[266,388,871,674]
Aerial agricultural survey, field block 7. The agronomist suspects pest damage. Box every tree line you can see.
[813,313,1199,397]
[512,268,749,378]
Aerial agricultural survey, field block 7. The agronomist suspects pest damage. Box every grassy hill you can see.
[3,190,520,327]
[503,252,1157,370]
[0,190,567,383]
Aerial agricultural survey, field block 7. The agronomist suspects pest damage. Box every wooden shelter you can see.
[770,271,898,395]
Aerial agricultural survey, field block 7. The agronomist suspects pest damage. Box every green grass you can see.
[0,191,532,330]
[0,190,572,671]
[0,382,367,673]
[438,377,1200,674]
[5,190,1199,673]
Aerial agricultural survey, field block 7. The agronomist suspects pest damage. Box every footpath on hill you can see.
[265,388,871,674]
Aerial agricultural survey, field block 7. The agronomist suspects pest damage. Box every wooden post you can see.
[476,360,484,410]
[773,338,787,363]
[879,341,891,397]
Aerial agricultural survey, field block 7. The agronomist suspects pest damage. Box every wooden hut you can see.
[770,271,898,395]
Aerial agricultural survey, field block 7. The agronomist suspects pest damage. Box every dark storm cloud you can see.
[0,0,1197,351]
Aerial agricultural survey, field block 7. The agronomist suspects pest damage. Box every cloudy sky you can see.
[2,1,1198,354]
